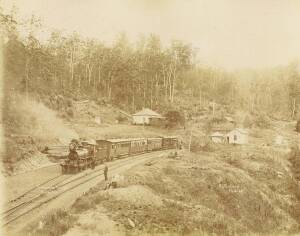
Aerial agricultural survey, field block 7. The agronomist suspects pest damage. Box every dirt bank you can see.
[26,147,300,236]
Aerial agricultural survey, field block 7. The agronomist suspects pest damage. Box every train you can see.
[60,136,179,174]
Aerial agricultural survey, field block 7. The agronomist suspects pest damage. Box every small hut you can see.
[132,108,164,125]
[210,132,225,143]
[226,128,249,144]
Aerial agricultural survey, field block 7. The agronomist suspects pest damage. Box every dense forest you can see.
[2,7,300,119]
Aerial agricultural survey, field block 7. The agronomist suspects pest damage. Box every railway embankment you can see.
[27,148,300,236]
[3,150,171,236]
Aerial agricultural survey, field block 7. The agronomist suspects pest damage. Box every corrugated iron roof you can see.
[133,108,162,117]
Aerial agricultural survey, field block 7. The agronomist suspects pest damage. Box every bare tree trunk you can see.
[250,96,254,112]
[268,87,272,109]
[70,47,75,89]
[98,64,101,90]
[168,67,172,102]
[143,87,146,108]
[170,66,176,103]
[106,71,111,98]
[199,90,202,108]
[108,76,113,100]
[78,76,81,92]
[189,131,192,152]
[138,83,141,103]
[60,75,63,89]
[132,84,135,112]
[171,76,175,103]
[85,65,88,86]
[155,73,159,106]
[25,58,30,101]
[93,67,96,92]
[87,64,93,87]
[292,98,296,118]
[162,67,168,102]
[231,86,234,103]
[150,78,153,109]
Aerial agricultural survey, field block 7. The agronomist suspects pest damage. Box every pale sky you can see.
[2,0,300,70]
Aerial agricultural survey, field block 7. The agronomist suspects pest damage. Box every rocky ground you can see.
[25,145,300,236]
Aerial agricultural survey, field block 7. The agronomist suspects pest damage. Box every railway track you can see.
[2,150,167,227]
[2,174,74,216]
[6,173,64,204]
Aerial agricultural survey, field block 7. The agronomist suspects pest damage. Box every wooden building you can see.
[226,128,248,144]
[210,132,225,143]
[210,128,249,145]
[132,108,164,125]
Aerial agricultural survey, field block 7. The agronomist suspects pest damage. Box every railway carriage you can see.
[61,136,179,174]
[108,139,131,159]
[95,146,108,164]
[130,138,148,154]
[96,139,131,161]
[162,136,178,149]
[96,139,112,161]
[147,137,163,151]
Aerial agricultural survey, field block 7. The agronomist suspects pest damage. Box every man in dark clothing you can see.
[104,165,108,181]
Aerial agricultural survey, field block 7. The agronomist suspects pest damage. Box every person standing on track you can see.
[104,165,108,181]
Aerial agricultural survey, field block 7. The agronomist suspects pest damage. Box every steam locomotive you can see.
[61,136,178,174]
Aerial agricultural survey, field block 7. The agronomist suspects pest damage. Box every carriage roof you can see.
[97,137,147,144]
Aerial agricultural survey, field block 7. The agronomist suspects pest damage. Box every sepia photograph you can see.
[1,0,300,235]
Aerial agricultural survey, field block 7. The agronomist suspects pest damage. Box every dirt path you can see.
[4,150,170,236]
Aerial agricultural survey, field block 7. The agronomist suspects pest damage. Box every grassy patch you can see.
[71,191,108,214]
[26,209,77,236]
[71,196,95,214]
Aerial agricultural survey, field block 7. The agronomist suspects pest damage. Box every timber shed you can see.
[132,108,164,125]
